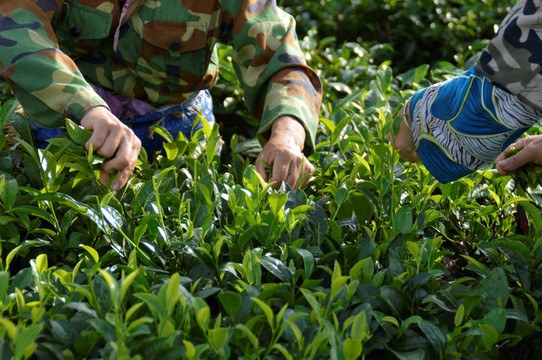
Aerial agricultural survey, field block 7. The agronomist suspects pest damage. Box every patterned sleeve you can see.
[0,1,106,127]
[408,67,542,183]
[220,0,322,149]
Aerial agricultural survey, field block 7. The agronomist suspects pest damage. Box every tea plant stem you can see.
[45,201,60,231]
[152,173,171,246]
[87,271,103,319]
[118,227,151,263]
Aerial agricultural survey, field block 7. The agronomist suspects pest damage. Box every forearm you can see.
[6,52,107,126]
[256,67,322,150]
[269,115,306,150]
[226,1,322,149]
[0,1,104,127]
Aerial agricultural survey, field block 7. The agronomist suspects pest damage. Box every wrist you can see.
[270,116,306,150]
[81,105,110,120]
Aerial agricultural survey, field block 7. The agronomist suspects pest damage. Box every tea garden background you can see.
[1,1,540,359]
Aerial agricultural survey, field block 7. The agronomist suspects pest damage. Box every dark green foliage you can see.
[1,1,542,359]
[282,0,516,72]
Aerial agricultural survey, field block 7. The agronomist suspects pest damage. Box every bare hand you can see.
[388,103,420,162]
[80,106,141,190]
[497,135,542,175]
[255,116,315,189]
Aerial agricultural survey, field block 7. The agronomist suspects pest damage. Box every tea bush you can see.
[282,0,516,72]
[1,1,542,359]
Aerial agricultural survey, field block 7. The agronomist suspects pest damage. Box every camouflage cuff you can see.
[65,89,109,124]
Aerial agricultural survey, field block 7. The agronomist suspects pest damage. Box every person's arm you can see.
[389,67,542,183]
[0,1,140,190]
[387,104,420,163]
[390,0,542,183]
[222,0,322,188]
[497,135,542,175]
[0,1,107,127]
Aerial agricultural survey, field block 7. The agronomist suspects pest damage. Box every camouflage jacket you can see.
[0,0,322,147]
[476,0,542,112]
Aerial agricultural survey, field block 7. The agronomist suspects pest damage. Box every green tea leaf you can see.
[234,324,259,349]
[268,192,288,216]
[350,310,368,341]
[164,142,179,160]
[418,320,445,356]
[477,268,509,311]
[294,248,315,280]
[414,64,430,83]
[63,302,98,318]
[330,276,349,301]
[406,241,419,260]
[243,249,261,286]
[454,304,464,327]
[479,323,498,349]
[149,125,174,143]
[401,315,422,333]
[165,273,181,315]
[65,118,91,146]
[1,178,17,210]
[343,338,362,360]
[260,256,292,283]
[35,254,48,274]
[377,64,392,93]
[219,291,242,319]
[98,269,119,306]
[389,348,426,360]
[88,319,115,342]
[0,317,17,341]
[101,205,126,231]
[272,343,293,360]
[13,323,42,360]
[196,306,210,331]
[518,201,542,233]
[482,308,506,335]
[0,98,19,128]
[5,245,22,272]
[79,245,99,264]
[135,293,165,319]
[33,192,109,233]
[394,206,413,235]
[251,297,274,329]
[8,205,55,225]
[120,268,140,303]
[0,272,8,300]
[300,288,322,316]
[208,327,229,352]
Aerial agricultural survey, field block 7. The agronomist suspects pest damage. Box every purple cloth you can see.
[89,84,155,119]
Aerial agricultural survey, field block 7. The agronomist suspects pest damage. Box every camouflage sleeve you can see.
[0,1,107,128]
[221,0,322,149]
[475,0,542,112]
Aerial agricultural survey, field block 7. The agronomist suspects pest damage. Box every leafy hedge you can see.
[282,0,516,72]
[1,1,542,359]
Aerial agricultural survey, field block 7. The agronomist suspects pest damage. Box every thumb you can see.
[498,151,531,173]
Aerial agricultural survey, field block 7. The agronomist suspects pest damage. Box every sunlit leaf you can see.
[65,118,91,146]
